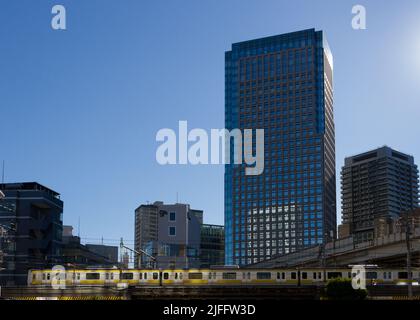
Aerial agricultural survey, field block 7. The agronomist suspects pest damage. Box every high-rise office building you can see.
[341,146,419,243]
[225,29,336,265]
[0,182,63,285]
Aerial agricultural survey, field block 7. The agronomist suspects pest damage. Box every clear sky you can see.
[1,0,419,247]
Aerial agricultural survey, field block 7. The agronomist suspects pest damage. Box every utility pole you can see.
[398,209,415,299]
[404,210,413,299]
[120,238,156,269]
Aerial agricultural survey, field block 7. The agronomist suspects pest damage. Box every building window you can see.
[169,212,176,222]
[169,226,176,236]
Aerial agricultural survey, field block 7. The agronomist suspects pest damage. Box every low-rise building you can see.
[0,182,63,286]
[62,225,119,267]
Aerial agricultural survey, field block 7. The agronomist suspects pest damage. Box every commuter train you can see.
[28,267,420,287]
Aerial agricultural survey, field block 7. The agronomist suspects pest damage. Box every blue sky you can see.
[1,0,419,246]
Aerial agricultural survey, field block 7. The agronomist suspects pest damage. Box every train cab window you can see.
[86,273,100,280]
[163,273,169,280]
[153,273,159,280]
[122,273,134,280]
[222,273,237,280]
[302,272,307,280]
[291,272,297,280]
[257,272,271,280]
[188,273,203,280]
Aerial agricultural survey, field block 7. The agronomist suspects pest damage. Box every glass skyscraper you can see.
[225,29,336,265]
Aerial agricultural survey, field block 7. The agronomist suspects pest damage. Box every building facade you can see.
[200,224,225,268]
[341,146,419,243]
[134,202,202,269]
[0,182,63,285]
[225,29,336,265]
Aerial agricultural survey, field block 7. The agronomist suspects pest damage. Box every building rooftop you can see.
[0,182,60,198]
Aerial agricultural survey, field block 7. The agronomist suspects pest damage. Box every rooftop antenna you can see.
[2,160,4,184]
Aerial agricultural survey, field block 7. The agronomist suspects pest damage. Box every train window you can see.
[318,272,322,279]
[153,273,159,280]
[144,273,147,280]
[180,273,183,280]
[32,274,36,281]
[398,272,409,279]
[248,272,251,280]
[77,273,80,280]
[122,273,134,280]
[327,272,342,279]
[222,273,237,280]
[291,272,297,280]
[282,272,285,280]
[42,274,46,280]
[383,272,387,279]
[139,273,143,280]
[105,273,109,280]
[174,273,178,280]
[47,274,50,280]
[163,273,169,280]
[313,272,317,279]
[348,272,351,278]
[257,272,271,280]
[86,273,100,280]
[302,272,307,280]
[72,273,76,280]
[366,272,377,280]
[277,272,280,280]
[388,272,392,279]
[110,273,114,280]
[188,273,203,280]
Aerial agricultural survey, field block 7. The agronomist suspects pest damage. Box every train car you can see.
[27,267,420,288]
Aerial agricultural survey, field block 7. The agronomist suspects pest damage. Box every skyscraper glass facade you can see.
[225,29,336,265]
